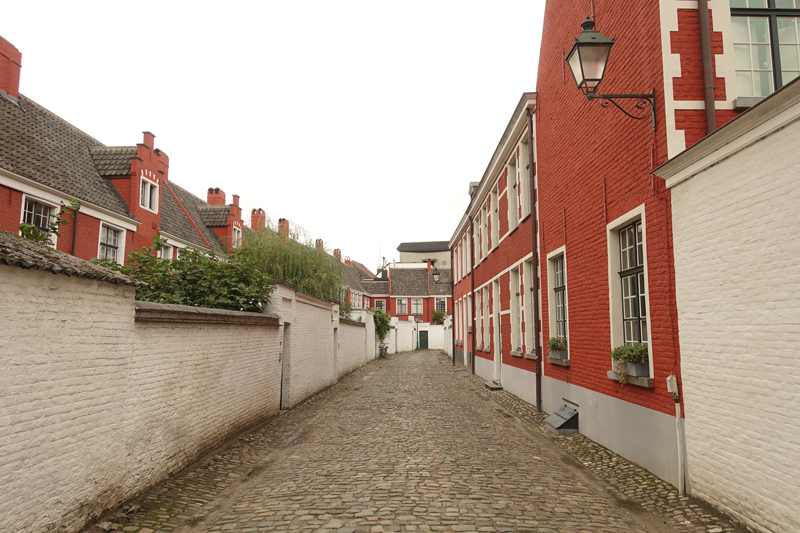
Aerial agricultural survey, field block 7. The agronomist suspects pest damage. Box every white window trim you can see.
[411,297,423,316]
[510,268,521,351]
[520,139,531,219]
[158,242,175,260]
[507,156,519,231]
[139,173,159,213]
[546,246,569,357]
[19,193,60,247]
[606,205,653,373]
[523,259,535,355]
[396,298,408,315]
[374,299,386,311]
[232,226,243,248]
[491,185,500,251]
[435,297,447,313]
[483,286,490,351]
[97,222,126,265]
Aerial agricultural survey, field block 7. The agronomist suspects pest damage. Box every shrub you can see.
[610,342,649,364]
[547,337,567,351]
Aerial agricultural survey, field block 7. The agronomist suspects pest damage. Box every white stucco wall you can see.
[0,266,282,533]
[669,113,800,532]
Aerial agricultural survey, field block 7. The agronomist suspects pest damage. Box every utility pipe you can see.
[675,399,684,496]
[451,247,456,365]
[526,107,543,412]
[469,215,476,375]
[70,204,80,256]
[698,0,716,134]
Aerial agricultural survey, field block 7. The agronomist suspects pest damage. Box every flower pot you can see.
[625,362,650,377]
[548,349,568,360]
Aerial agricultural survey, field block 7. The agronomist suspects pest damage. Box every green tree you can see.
[372,308,391,344]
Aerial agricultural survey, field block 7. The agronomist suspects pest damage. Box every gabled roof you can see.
[342,262,366,292]
[362,280,389,294]
[390,268,429,295]
[0,95,133,218]
[161,182,226,254]
[89,146,138,176]
[350,259,375,280]
[196,205,230,227]
[0,230,144,286]
[396,241,449,253]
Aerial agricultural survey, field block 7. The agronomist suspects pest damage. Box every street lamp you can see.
[432,268,441,284]
[565,16,656,130]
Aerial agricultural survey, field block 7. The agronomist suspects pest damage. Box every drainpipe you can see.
[527,107,543,413]
[468,215,476,375]
[699,0,716,134]
[70,204,80,256]
[451,247,456,365]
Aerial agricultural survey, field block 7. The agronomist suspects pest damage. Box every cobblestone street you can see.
[86,351,744,533]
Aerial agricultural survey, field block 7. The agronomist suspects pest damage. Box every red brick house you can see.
[452,0,799,490]
[0,36,244,263]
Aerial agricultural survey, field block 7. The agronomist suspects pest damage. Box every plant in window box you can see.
[611,343,650,383]
[547,337,568,360]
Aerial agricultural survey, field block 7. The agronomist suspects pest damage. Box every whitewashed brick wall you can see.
[670,117,800,533]
[338,321,368,378]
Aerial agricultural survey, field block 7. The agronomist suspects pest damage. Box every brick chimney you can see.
[251,208,265,231]
[142,131,155,149]
[278,218,289,242]
[232,194,240,207]
[0,36,22,98]
[345,256,351,266]
[334,249,342,261]
[315,239,324,250]
[207,187,226,205]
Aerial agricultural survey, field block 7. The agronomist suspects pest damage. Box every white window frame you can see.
[523,259,535,355]
[396,298,408,315]
[374,299,386,312]
[520,139,531,218]
[98,222,126,265]
[491,185,499,249]
[547,247,569,356]
[411,298,423,316]
[510,267,523,351]
[475,291,482,349]
[139,174,159,213]
[481,203,488,257]
[483,286,490,351]
[607,205,653,373]
[20,194,59,247]
[507,156,519,231]
[158,243,175,260]
[435,297,447,313]
[232,226,242,248]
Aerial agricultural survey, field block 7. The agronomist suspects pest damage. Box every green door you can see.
[420,330,429,349]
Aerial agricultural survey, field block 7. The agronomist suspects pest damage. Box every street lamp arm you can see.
[586,89,656,130]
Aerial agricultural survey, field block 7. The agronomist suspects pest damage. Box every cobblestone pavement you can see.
[84,351,747,533]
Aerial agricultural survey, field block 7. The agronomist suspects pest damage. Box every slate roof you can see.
[389,268,429,296]
[429,268,452,296]
[340,262,367,292]
[196,205,230,227]
[362,280,389,294]
[350,259,375,280]
[0,230,145,286]
[396,241,449,253]
[161,182,226,254]
[89,146,138,176]
[0,95,133,218]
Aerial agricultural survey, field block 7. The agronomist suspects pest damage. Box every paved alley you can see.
[86,352,737,533]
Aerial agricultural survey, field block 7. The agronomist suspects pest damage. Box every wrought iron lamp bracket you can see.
[586,89,656,131]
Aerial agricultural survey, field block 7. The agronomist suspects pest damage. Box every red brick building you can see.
[452,0,799,489]
[0,36,244,263]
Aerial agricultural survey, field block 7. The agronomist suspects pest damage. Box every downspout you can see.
[468,215,476,375]
[527,107,543,413]
[451,247,456,365]
[70,204,80,256]
[699,0,716,134]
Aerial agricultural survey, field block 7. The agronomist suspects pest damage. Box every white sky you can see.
[4,0,546,272]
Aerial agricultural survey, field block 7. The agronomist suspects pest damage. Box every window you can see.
[158,243,174,260]
[140,175,159,212]
[520,140,531,218]
[551,255,568,340]
[507,156,519,230]
[491,185,499,247]
[523,259,535,353]
[619,221,648,345]
[397,298,407,315]
[435,298,447,313]
[476,291,482,348]
[22,197,56,240]
[731,0,800,97]
[364,297,370,308]
[232,227,242,248]
[375,299,386,311]
[99,224,123,264]
[483,286,490,350]
[411,298,422,316]
[481,203,488,256]
[510,267,523,351]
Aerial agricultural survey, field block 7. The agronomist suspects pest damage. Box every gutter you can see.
[526,107,543,413]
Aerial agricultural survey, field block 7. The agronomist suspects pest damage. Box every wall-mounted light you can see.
[565,16,656,130]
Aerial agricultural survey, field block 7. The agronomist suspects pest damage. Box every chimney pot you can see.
[0,37,22,99]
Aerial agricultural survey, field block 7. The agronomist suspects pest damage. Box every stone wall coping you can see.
[339,317,367,327]
[135,300,280,326]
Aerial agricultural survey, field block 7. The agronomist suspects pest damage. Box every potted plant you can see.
[610,343,649,383]
[547,337,568,360]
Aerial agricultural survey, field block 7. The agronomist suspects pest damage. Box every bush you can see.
[547,337,567,351]
[93,237,274,312]
[372,307,391,344]
[431,310,449,325]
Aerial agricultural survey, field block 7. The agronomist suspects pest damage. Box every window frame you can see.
[607,206,653,372]
[396,298,408,315]
[98,222,126,265]
[20,195,59,246]
[507,156,519,231]
[547,248,569,352]
[435,297,447,313]
[139,174,159,213]
[374,299,386,312]
[731,0,800,96]
[232,226,243,248]
[411,298,423,316]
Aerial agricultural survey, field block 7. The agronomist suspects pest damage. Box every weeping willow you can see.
[235,221,346,305]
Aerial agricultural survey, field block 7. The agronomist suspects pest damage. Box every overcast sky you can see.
[5,0,546,272]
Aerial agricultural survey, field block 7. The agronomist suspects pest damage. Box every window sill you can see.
[733,96,765,110]
[606,370,654,388]
[524,351,538,360]
[510,350,523,358]
[547,356,570,367]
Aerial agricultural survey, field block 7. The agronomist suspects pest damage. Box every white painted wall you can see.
[668,114,800,533]
[442,316,453,356]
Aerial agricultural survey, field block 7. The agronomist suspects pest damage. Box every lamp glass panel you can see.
[567,48,584,87]
[579,45,611,84]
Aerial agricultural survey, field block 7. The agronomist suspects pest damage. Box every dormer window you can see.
[140,175,159,213]
[232,226,242,248]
